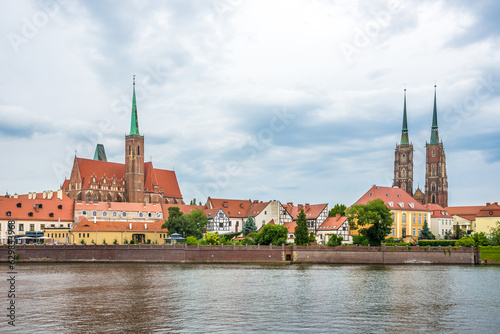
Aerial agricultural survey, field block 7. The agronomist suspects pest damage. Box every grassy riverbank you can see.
[480,246,500,263]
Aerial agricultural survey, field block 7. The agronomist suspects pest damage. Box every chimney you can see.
[145,223,148,230]
[223,201,228,208]
[34,204,39,213]
[305,203,310,210]
[13,193,18,199]
[487,203,491,206]
[129,223,132,230]
[287,202,293,207]
[94,217,97,224]
[240,203,244,208]
[48,191,53,199]
[33,193,37,199]
[43,191,47,199]
[57,189,63,200]
[298,204,303,211]
[253,200,258,204]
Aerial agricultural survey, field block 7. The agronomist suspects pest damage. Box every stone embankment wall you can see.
[1,244,479,264]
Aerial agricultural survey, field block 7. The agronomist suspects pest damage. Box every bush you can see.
[327,234,343,247]
[113,238,118,245]
[130,239,136,244]
[102,239,106,245]
[418,240,456,247]
[186,236,199,245]
[146,239,151,244]
[124,239,128,244]
[80,239,85,245]
[455,236,473,247]
[352,235,369,245]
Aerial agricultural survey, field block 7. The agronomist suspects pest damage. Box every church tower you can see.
[393,89,413,195]
[424,85,448,207]
[125,76,145,203]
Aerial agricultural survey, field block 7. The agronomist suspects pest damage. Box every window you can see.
[28,212,33,217]
[402,213,406,223]
[391,213,395,222]
[137,183,140,190]
[122,212,126,217]
[138,145,140,155]
[413,214,416,224]
[41,224,45,230]
[392,227,395,236]
[264,211,267,215]
[79,233,81,238]
[418,215,422,224]
[82,211,87,215]
[103,211,107,216]
[402,154,406,163]
[17,203,21,208]
[148,212,152,217]
[219,223,224,228]
[156,213,161,218]
[58,205,62,209]
[19,224,24,231]
[424,215,427,224]
[92,211,97,216]
[431,183,436,192]
[113,212,117,216]
[30,224,35,231]
[139,212,143,217]
[228,221,231,227]
[87,233,89,238]
[6,211,11,216]
[49,213,54,217]
[432,150,435,157]
[412,228,416,236]
[402,169,406,177]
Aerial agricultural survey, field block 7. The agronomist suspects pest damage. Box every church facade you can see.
[393,86,448,208]
[61,77,183,205]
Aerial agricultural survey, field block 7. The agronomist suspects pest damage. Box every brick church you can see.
[61,77,183,204]
[393,86,448,207]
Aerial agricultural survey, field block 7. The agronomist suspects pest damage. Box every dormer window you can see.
[58,205,62,209]
[386,193,390,197]
[38,204,43,209]
[6,211,11,216]
[49,213,54,217]
[387,202,393,207]
[409,203,414,208]
[16,203,21,208]
[28,212,33,217]
[398,202,404,208]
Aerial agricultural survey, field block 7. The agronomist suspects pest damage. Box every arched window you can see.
[138,145,140,155]
[402,183,406,191]
[129,145,131,155]
[402,154,406,163]
[432,194,436,204]
[402,213,406,223]
[431,182,436,192]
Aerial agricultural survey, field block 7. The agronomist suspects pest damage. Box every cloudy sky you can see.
[1,0,499,207]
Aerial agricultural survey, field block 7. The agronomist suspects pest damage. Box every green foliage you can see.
[91,239,95,245]
[352,235,369,245]
[294,209,310,245]
[347,198,393,246]
[14,254,19,261]
[102,239,106,245]
[417,240,456,247]
[130,239,136,244]
[327,234,343,246]
[479,246,500,263]
[443,230,454,240]
[185,236,198,245]
[113,238,118,245]
[124,239,128,244]
[162,207,208,239]
[419,221,435,240]
[189,198,197,205]
[328,204,347,217]
[256,224,288,245]
[456,232,490,247]
[146,239,151,244]
[80,239,85,244]
[243,216,257,235]
[454,226,466,240]
[489,221,500,246]
[220,232,242,242]
[203,232,220,245]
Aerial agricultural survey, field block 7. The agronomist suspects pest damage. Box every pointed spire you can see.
[430,84,439,144]
[130,75,140,136]
[400,88,409,145]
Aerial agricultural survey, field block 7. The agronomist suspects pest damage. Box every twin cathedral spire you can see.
[393,85,448,207]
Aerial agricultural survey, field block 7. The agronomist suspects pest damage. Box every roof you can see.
[353,185,431,212]
[75,201,163,212]
[283,203,328,220]
[203,208,223,218]
[64,157,182,198]
[413,187,424,199]
[476,202,500,218]
[207,198,253,218]
[424,204,452,219]
[283,221,297,234]
[0,192,74,221]
[317,216,348,231]
[445,205,484,221]
[257,219,274,232]
[246,201,271,217]
[73,218,167,232]
[162,204,206,219]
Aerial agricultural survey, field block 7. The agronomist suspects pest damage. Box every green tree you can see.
[456,233,489,247]
[294,209,310,245]
[162,207,207,239]
[256,224,288,245]
[243,216,257,235]
[489,221,500,246]
[419,221,435,240]
[189,198,197,205]
[328,204,347,217]
[203,232,220,245]
[347,198,392,246]
[327,234,343,246]
[454,226,466,240]
[185,236,199,245]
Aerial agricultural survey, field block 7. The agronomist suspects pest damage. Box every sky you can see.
[1,0,499,207]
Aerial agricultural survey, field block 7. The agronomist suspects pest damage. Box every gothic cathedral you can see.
[393,86,448,207]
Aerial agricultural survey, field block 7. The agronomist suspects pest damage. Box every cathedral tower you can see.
[424,85,448,207]
[125,76,145,203]
[393,89,414,195]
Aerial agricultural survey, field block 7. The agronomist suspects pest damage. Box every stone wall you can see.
[1,244,478,264]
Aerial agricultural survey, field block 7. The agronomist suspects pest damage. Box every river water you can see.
[3,263,499,333]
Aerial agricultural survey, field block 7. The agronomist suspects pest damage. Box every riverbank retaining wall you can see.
[1,244,479,264]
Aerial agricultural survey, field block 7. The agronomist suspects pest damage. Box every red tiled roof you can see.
[203,208,223,218]
[476,202,500,218]
[283,221,297,234]
[445,205,484,221]
[353,185,431,212]
[283,203,328,220]
[424,204,453,218]
[64,158,182,198]
[0,193,74,221]
[162,204,206,219]
[246,201,271,217]
[73,218,167,232]
[317,216,348,231]
[207,198,253,218]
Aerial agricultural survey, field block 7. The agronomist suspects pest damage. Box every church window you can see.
[103,195,107,202]
[402,154,406,163]
[402,213,406,223]
[431,194,436,204]
[402,169,406,178]
[431,183,436,192]
[93,194,98,201]
[432,150,435,157]
[137,183,140,190]
[402,183,406,191]
[129,145,131,155]
[138,145,140,155]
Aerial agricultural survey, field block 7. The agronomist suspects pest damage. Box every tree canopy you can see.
[161,207,208,239]
[346,198,392,246]
[294,208,310,245]
[327,234,343,246]
[329,204,347,217]
[489,221,500,246]
[419,220,435,240]
[243,216,257,235]
[256,224,288,245]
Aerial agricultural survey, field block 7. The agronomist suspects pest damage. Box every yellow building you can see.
[474,202,500,234]
[351,185,432,241]
[68,218,168,244]
[44,227,72,244]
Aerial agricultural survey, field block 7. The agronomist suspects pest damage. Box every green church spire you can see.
[400,88,409,145]
[430,85,439,144]
[130,75,140,136]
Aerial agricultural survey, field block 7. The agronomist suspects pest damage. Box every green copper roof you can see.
[93,144,107,161]
[400,89,409,145]
[430,85,439,144]
[130,76,140,136]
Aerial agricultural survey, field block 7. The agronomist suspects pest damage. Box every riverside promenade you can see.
[1,244,479,264]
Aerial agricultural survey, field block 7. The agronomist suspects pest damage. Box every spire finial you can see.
[133,74,135,86]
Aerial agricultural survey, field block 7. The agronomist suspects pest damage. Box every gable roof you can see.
[317,216,348,231]
[424,204,452,218]
[246,201,271,217]
[0,192,74,221]
[63,157,182,198]
[445,205,484,221]
[207,198,253,218]
[476,202,500,218]
[353,185,431,212]
[283,221,297,234]
[73,218,167,232]
[283,203,328,220]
